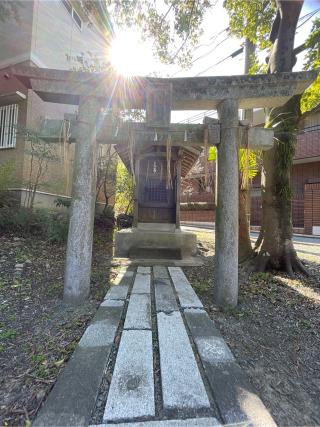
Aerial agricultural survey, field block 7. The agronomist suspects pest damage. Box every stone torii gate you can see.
[10,66,317,307]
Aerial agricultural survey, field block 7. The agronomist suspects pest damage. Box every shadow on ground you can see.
[184,236,320,427]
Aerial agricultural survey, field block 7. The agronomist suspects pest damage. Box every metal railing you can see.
[0,104,18,149]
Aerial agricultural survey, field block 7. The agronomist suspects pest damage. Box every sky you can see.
[109,0,320,123]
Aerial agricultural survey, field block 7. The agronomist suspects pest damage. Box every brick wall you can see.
[304,181,320,234]
[180,209,215,222]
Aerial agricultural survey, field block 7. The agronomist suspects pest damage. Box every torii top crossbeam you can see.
[10,65,317,110]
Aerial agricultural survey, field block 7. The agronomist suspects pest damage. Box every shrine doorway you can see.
[138,152,176,224]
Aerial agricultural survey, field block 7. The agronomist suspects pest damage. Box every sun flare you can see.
[110,30,153,77]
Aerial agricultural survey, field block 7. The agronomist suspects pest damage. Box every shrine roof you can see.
[7,66,318,110]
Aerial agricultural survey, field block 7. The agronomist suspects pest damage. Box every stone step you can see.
[168,267,203,309]
[103,330,155,422]
[130,247,182,260]
[104,271,133,301]
[91,417,221,426]
[153,266,170,279]
[132,272,151,294]
[34,300,125,427]
[154,278,178,313]
[157,311,211,416]
[124,293,151,330]
[137,266,151,274]
[184,309,276,427]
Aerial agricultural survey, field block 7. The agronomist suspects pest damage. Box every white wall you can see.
[0,1,34,68]
[0,0,109,70]
[31,0,109,69]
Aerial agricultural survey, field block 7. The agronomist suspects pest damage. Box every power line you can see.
[171,27,229,77]
[297,7,320,29]
[178,109,216,123]
[195,46,244,76]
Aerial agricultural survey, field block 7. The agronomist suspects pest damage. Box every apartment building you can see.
[181,107,320,235]
[0,0,112,207]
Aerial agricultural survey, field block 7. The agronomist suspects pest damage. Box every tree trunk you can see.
[239,188,253,262]
[255,0,308,276]
[238,38,256,262]
[257,96,308,276]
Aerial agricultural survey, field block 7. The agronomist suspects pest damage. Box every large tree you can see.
[225,0,319,275]
[107,0,212,66]
[255,1,307,275]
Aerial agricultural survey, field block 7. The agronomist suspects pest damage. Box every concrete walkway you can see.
[34,266,276,427]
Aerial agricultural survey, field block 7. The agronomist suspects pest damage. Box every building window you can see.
[61,0,82,30]
[0,104,18,149]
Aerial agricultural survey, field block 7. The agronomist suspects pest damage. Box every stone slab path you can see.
[34,266,276,427]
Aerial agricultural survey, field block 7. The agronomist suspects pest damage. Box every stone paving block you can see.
[154,278,178,313]
[153,265,169,279]
[157,311,210,415]
[132,272,151,294]
[34,302,124,427]
[124,294,151,330]
[184,309,276,427]
[137,266,151,274]
[104,285,129,301]
[91,417,221,426]
[103,330,155,422]
[184,309,234,364]
[104,271,134,300]
[168,267,203,309]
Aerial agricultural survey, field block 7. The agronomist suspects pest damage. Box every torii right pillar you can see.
[214,99,239,308]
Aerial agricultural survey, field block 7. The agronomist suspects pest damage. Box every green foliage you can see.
[95,205,116,230]
[303,18,320,70]
[208,146,259,189]
[0,160,15,191]
[180,202,214,211]
[239,148,259,189]
[19,127,59,210]
[248,53,268,74]
[301,76,320,114]
[0,328,18,340]
[301,18,320,113]
[208,146,216,161]
[266,97,300,200]
[114,160,134,215]
[54,197,71,209]
[108,0,212,66]
[223,0,276,49]
[0,161,17,208]
[47,213,69,243]
[0,207,69,242]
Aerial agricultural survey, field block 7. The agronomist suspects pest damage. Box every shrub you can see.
[0,161,16,208]
[94,205,115,231]
[116,213,133,229]
[54,197,71,209]
[0,207,69,242]
[47,212,69,242]
[180,202,215,211]
[0,207,45,234]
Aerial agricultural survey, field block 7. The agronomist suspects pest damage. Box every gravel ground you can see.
[184,231,320,427]
[0,230,115,426]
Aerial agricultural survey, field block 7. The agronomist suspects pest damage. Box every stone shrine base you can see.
[114,223,197,261]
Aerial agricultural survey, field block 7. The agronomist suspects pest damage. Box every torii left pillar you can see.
[64,95,100,304]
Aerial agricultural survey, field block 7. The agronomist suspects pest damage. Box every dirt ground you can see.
[0,230,115,427]
[185,231,320,427]
[1,228,319,426]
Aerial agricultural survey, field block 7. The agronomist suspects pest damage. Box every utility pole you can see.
[243,39,256,121]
